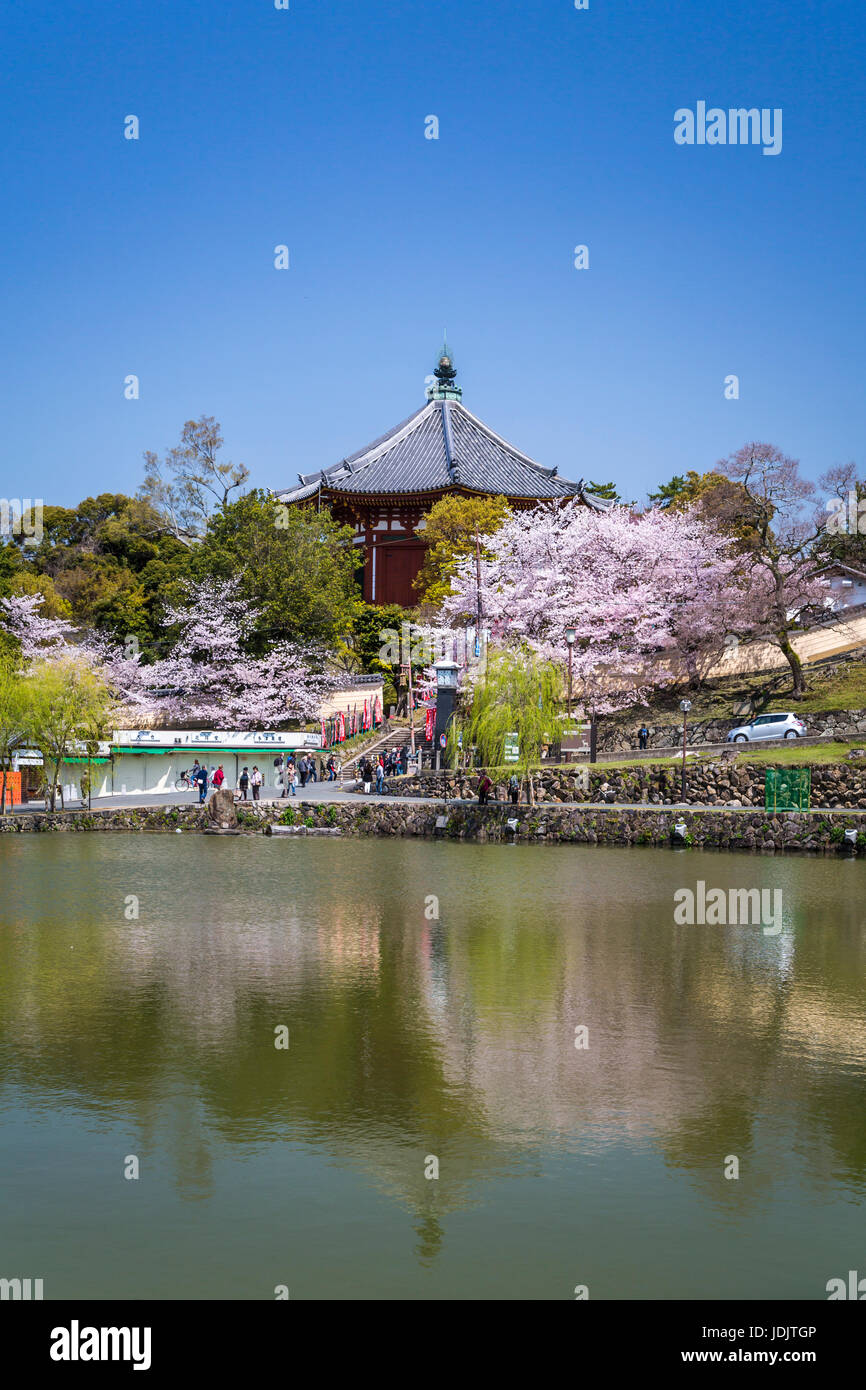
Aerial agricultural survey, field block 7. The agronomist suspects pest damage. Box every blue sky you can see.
[1,0,864,508]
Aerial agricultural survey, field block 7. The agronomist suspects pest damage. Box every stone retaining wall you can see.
[375,758,866,809]
[1,799,865,854]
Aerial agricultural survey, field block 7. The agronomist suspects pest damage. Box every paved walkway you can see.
[9,787,866,816]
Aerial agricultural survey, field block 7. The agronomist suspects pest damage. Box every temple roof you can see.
[276,397,611,508]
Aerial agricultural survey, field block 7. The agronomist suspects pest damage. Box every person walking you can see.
[508,772,519,806]
[361,757,373,794]
[239,766,250,801]
[375,759,385,794]
[298,756,308,789]
[287,762,297,796]
[400,745,409,776]
[326,754,337,782]
[477,773,492,806]
[308,755,317,784]
[196,764,209,804]
[213,765,225,790]
[251,766,262,801]
[638,725,649,750]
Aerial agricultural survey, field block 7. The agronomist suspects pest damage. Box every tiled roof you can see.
[276,400,611,509]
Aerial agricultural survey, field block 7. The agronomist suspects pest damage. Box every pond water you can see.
[0,834,864,1300]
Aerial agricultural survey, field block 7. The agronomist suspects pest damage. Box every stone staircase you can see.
[337,723,418,778]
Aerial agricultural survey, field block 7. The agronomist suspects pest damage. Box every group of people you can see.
[187,741,431,803]
[185,746,526,807]
[272,751,341,796]
[237,766,264,801]
[187,761,227,804]
[357,744,415,794]
[185,750,347,803]
[188,760,264,803]
[477,773,520,805]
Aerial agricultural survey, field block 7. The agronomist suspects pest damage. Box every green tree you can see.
[139,416,250,544]
[413,494,510,608]
[647,475,689,508]
[649,469,765,551]
[26,659,114,812]
[192,490,361,651]
[586,480,621,502]
[452,646,567,803]
[15,494,192,653]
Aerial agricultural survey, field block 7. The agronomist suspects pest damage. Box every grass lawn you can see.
[795,662,866,713]
[730,741,866,765]
[599,652,866,731]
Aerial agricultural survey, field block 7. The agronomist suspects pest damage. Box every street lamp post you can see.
[432,659,459,768]
[432,659,458,810]
[406,660,416,755]
[680,699,692,802]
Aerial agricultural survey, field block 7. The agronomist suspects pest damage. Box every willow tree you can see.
[26,658,114,811]
[453,646,567,803]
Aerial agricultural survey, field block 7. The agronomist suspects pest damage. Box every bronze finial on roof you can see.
[427,340,462,401]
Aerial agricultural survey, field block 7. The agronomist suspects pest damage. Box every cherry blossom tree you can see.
[715,443,840,694]
[442,502,747,712]
[1,580,336,727]
[142,578,335,726]
[0,594,76,660]
[0,594,158,717]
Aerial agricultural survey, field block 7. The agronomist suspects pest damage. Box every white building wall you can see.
[93,752,322,799]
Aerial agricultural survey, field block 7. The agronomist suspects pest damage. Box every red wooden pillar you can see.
[363,521,374,602]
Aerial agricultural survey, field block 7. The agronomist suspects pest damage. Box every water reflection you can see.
[0,835,864,1297]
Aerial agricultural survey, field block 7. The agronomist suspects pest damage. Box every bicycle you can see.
[175,770,197,791]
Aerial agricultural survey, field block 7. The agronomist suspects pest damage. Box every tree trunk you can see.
[777,630,805,696]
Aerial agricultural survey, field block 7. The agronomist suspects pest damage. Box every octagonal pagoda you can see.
[276,348,611,607]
